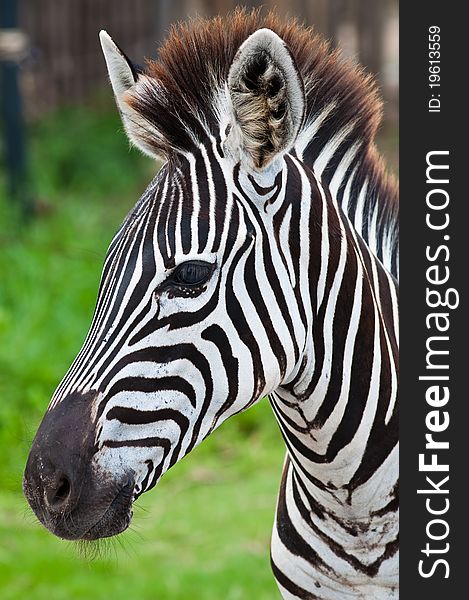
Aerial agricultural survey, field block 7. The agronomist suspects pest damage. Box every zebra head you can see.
[24,24,308,541]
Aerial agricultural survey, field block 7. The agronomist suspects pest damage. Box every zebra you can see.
[23,10,399,599]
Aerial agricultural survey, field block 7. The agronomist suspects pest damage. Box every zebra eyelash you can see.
[160,260,217,299]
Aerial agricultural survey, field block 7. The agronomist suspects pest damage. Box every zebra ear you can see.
[99,30,159,159]
[226,28,305,171]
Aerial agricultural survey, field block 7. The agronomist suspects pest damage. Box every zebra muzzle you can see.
[23,390,135,540]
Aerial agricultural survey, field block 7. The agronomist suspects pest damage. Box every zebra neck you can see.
[296,121,399,280]
[271,381,398,518]
[271,179,398,521]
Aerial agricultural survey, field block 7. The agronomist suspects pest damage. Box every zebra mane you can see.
[126,8,398,256]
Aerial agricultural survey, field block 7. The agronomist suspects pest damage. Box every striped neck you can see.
[296,114,399,282]
[271,157,398,518]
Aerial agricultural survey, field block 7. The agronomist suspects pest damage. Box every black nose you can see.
[23,391,99,538]
[23,390,134,540]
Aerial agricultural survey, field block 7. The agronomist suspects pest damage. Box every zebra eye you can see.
[172,261,213,287]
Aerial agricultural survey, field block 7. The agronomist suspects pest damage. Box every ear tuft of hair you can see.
[227,28,305,170]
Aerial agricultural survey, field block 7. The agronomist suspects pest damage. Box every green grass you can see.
[0,105,284,598]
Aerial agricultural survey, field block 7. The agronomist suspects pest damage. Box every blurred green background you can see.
[0,1,398,598]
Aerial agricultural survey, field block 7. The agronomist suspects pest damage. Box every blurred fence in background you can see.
[17,0,398,121]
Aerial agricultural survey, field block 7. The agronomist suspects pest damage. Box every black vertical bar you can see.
[401,2,466,597]
[0,0,32,216]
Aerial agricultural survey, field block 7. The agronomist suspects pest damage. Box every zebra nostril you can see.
[47,475,72,509]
